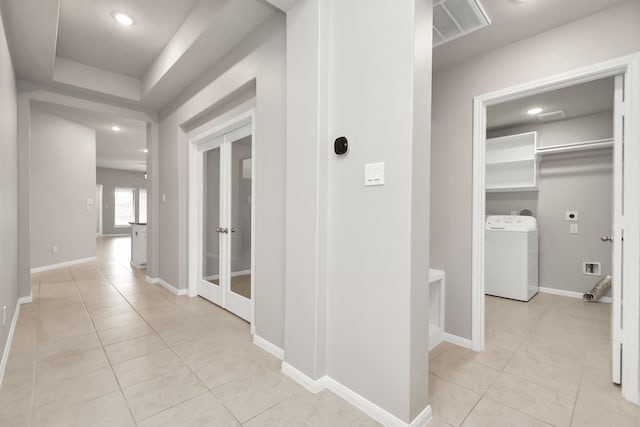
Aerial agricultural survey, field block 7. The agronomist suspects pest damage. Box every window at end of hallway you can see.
[114,187,135,226]
[138,188,147,224]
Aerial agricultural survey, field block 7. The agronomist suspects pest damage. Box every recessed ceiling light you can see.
[111,125,121,132]
[111,12,135,27]
[527,107,543,115]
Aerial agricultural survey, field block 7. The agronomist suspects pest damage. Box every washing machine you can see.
[485,215,538,301]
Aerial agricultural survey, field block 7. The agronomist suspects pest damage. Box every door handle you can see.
[601,235,613,242]
[216,227,229,234]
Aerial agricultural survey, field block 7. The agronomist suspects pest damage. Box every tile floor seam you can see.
[98,273,238,423]
[219,395,245,426]
[27,294,39,426]
[235,394,293,425]
[456,389,484,427]
[134,389,211,424]
[75,271,141,426]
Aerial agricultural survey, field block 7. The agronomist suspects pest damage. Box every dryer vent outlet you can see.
[583,262,601,276]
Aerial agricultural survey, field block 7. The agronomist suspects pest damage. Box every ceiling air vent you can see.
[433,0,490,47]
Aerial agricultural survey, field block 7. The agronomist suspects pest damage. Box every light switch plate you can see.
[570,223,579,234]
[365,162,384,186]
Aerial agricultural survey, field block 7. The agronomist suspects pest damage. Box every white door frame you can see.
[471,54,640,404]
[96,184,103,236]
[188,110,256,333]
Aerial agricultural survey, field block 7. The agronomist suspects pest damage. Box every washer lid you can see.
[486,215,537,231]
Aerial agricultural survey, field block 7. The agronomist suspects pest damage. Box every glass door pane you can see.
[203,147,221,287]
[229,136,252,299]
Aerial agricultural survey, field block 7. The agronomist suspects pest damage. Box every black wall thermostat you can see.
[334,136,349,156]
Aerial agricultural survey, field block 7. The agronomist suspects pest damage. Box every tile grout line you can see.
[27,279,40,426]
[72,265,141,426]
[95,262,231,423]
[457,302,564,426]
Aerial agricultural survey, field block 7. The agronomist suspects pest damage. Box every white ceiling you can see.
[2,0,279,110]
[0,0,628,169]
[1,0,279,171]
[33,101,148,172]
[487,77,614,130]
[57,0,200,79]
[433,0,628,70]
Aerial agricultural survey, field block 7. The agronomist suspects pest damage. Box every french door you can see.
[196,123,253,321]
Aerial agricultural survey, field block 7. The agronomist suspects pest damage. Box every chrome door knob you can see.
[601,235,613,242]
[216,227,229,234]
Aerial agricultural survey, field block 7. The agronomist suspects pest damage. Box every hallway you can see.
[0,237,379,426]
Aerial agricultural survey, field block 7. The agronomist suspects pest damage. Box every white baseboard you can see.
[444,333,474,350]
[30,256,97,273]
[145,276,187,296]
[281,363,432,427]
[539,286,612,303]
[324,377,432,427]
[281,362,326,393]
[0,295,32,389]
[253,335,284,360]
[18,293,33,304]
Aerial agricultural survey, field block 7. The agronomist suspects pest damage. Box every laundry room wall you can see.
[430,0,640,340]
[486,113,613,296]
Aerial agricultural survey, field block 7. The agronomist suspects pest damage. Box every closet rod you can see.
[536,138,613,155]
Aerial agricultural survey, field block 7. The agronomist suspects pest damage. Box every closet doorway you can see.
[471,55,640,404]
[188,112,255,323]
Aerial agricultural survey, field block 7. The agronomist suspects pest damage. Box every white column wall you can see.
[285,0,432,422]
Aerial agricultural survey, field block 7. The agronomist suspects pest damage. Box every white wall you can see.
[30,109,96,269]
[0,5,19,370]
[157,15,286,347]
[430,0,640,339]
[487,113,613,295]
[285,0,432,422]
[96,167,148,236]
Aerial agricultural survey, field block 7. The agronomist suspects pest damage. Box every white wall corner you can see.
[253,335,284,360]
[0,301,22,389]
[281,362,327,394]
[18,293,33,304]
[444,333,474,350]
[145,276,187,296]
[281,362,433,427]
[264,0,299,12]
[323,377,432,427]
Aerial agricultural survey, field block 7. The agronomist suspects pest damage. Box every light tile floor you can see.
[0,237,379,426]
[429,293,640,427]
[1,236,639,426]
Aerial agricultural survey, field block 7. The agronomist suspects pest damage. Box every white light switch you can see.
[570,223,579,234]
[365,162,384,186]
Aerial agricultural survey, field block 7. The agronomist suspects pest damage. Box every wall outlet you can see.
[52,245,59,254]
[583,262,602,276]
[565,211,578,221]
